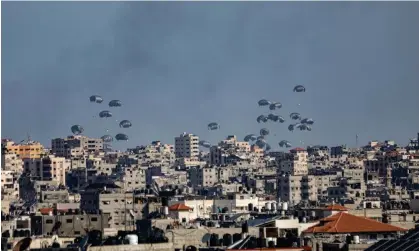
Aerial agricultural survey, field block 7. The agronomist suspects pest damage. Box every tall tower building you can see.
[174,133,199,158]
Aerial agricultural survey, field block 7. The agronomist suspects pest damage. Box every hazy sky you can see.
[2,2,419,150]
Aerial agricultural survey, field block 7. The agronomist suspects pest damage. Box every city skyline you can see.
[2,2,419,149]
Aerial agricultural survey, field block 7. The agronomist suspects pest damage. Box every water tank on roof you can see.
[241,221,249,234]
[124,234,138,245]
[163,206,169,215]
[265,202,272,211]
[223,234,233,246]
[272,202,277,211]
[353,235,360,244]
[209,234,219,246]
[282,202,288,211]
[233,233,241,243]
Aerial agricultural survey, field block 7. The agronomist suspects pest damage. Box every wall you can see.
[88,243,173,251]
[165,227,258,249]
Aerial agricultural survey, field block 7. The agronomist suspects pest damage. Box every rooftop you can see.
[303,212,407,234]
[169,203,192,211]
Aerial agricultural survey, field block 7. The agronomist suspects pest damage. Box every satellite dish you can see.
[13,237,32,251]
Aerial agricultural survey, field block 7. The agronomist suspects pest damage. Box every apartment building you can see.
[80,183,143,229]
[175,133,199,158]
[1,151,23,172]
[1,170,20,201]
[3,139,45,159]
[188,166,217,187]
[123,166,147,191]
[278,148,309,175]
[51,135,103,158]
[277,148,317,204]
[277,174,316,205]
[23,155,70,185]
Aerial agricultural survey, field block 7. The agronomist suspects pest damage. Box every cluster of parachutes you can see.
[197,122,221,149]
[70,95,132,147]
[242,85,314,151]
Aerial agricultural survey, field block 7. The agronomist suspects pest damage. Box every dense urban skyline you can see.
[2,2,419,149]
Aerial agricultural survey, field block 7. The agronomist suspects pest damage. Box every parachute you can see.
[293,85,306,92]
[199,140,211,148]
[257,115,269,123]
[278,116,286,123]
[295,123,311,131]
[288,124,295,132]
[255,139,266,149]
[279,140,292,148]
[244,134,257,142]
[258,99,271,106]
[99,111,112,118]
[260,128,270,136]
[301,118,314,125]
[257,135,265,141]
[115,133,129,141]
[265,143,272,151]
[89,95,103,104]
[71,125,84,135]
[208,122,220,130]
[119,120,132,128]
[290,112,301,120]
[269,102,282,110]
[267,114,278,122]
[101,135,113,143]
[109,100,122,107]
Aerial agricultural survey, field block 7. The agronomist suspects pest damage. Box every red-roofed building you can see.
[168,203,193,222]
[303,212,407,242]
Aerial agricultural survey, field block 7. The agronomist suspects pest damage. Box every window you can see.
[46,219,53,224]
[66,219,73,223]
[91,217,98,222]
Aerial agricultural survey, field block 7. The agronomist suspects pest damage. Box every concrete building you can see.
[134,141,176,170]
[174,133,199,158]
[86,157,116,176]
[277,175,317,205]
[23,155,70,185]
[278,148,308,176]
[188,166,217,187]
[123,166,147,191]
[1,151,23,172]
[1,170,20,201]
[31,212,111,237]
[51,135,103,158]
[2,139,45,159]
[80,183,143,229]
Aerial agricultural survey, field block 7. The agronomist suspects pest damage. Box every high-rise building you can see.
[277,148,316,205]
[278,147,308,176]
[51,135,103,158]
[174,133,199,158]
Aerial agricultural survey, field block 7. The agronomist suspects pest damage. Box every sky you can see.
[2,2,419,150]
